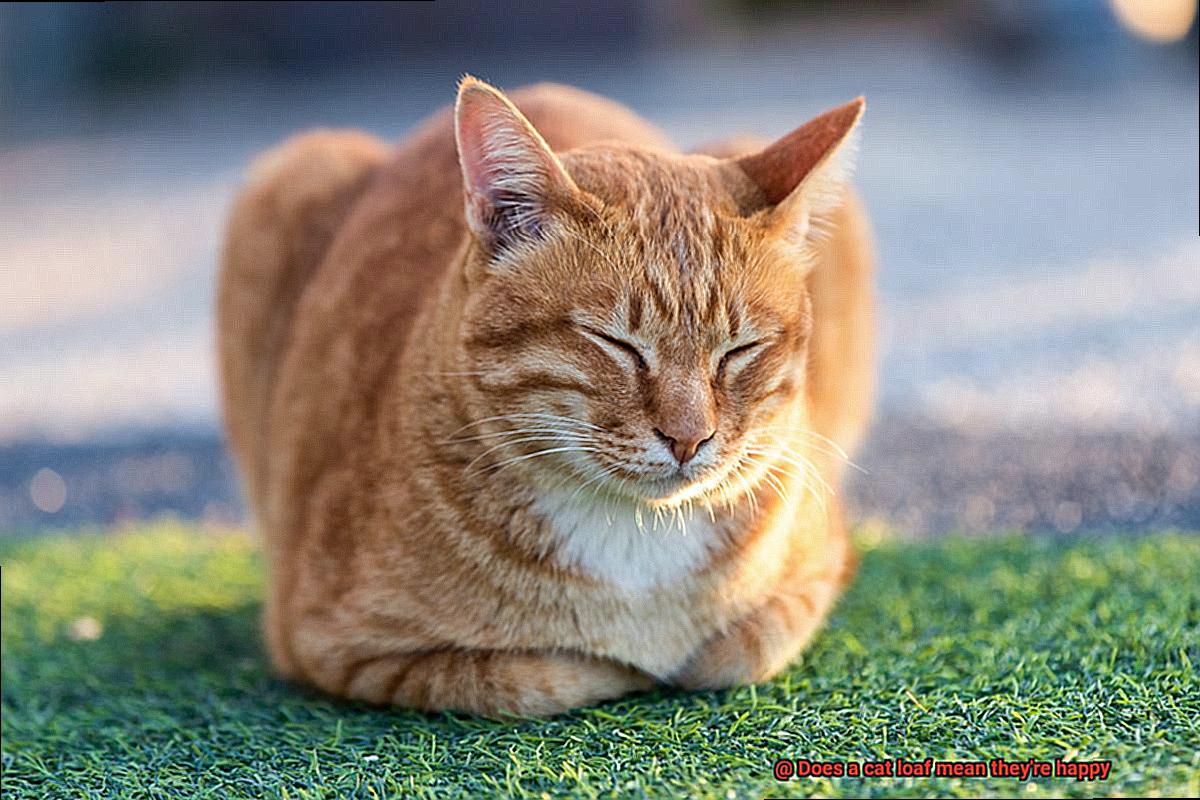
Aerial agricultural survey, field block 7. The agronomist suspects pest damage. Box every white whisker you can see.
[484,446,602,475]
[443,426,591,445]
[447,411,604,438]
[464,434,595,474]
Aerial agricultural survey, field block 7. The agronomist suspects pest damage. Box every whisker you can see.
[726,455,760,517]
[442,426,592,445]
[752,426,867,474]
[463,434,594,474]
[565,462,623,508]
[798,429,853,460]
[447,412,605,437]
[746,447,835,493]
[519,412,605,431]
[744,449,833,510]
[759,468,791,507]
[483,446,603,476]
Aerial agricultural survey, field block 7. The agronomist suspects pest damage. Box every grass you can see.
[1,524,1197,799]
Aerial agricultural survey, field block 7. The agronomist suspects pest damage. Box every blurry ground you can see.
[3,420,1198,536]
[1,20,1198,534]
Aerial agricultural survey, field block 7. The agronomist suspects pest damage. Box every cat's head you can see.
[450,77,862,509]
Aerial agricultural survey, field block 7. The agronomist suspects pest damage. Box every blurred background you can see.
[1,0,1197,536]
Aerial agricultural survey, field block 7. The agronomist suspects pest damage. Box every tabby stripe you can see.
[384,652,426,704]
[627,292,644,332]
[644,270,676,322]
[338,653,390,695]
[479,374,599,398]
[727,302,743,339]
[462,317,568,352]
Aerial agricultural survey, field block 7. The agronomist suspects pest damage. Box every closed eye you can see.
[718,340,766,374]
[579,326,648,369]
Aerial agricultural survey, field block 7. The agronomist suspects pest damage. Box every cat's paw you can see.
[670,593,823,691]
[670,621,776,691]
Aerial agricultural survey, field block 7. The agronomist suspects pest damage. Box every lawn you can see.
[1,524,1197,799]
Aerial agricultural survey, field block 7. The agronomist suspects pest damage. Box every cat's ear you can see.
[737,97,864,244]
[454,76,579,253]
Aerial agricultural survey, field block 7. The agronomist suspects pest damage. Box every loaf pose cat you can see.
[218,77,874,716]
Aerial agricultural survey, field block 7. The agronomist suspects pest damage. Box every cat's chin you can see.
[624,474,696,504]
[581,463,737,511]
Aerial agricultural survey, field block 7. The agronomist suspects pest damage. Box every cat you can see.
[217,76,875,716]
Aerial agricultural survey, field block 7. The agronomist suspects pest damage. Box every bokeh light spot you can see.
[1111,0,1197,43]
[30,467,67,513]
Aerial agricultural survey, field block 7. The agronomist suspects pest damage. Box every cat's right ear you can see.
[736,97,864,248]
[454,76,579,254]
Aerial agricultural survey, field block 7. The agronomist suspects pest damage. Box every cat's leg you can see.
[671,511,856,691]
[671,585,839,691]
[333,649,654,717]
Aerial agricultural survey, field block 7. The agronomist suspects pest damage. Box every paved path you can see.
[1,29,1197,533]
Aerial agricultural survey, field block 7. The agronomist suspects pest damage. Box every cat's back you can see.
[499,82,675,154]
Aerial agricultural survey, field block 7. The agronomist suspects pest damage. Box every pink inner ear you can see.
[455,82,579,248]
[456,93,502,201]
[737,98,864,205]
[455,85,566,202]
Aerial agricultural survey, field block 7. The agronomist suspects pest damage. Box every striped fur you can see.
[217,78,875,716]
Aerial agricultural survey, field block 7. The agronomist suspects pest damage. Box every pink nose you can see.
[654,425,716,466]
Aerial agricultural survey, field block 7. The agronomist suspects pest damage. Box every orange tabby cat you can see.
[218,77,874,716]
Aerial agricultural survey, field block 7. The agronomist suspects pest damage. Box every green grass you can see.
[2,524,1197,799]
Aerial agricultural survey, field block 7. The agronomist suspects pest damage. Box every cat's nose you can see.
[654,425,716,466]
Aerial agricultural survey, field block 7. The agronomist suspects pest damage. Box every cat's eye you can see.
[579,326,648,370]
[717,340,766,374]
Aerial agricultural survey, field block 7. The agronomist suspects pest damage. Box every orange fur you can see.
[217,79,875,716]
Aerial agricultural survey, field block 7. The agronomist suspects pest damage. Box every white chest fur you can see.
[532,488,724,591]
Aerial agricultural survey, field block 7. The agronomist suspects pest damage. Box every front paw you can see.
[671,590,828,691]
[671,624,771,691]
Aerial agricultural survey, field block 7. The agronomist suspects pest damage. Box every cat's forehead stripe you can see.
[627,291,644,332]
[727,300,742,339]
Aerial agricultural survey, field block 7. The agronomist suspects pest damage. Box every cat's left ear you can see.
[455,76,580,253]
[737,97,864,245]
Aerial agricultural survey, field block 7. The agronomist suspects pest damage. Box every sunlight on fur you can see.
[217,76,875,716]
